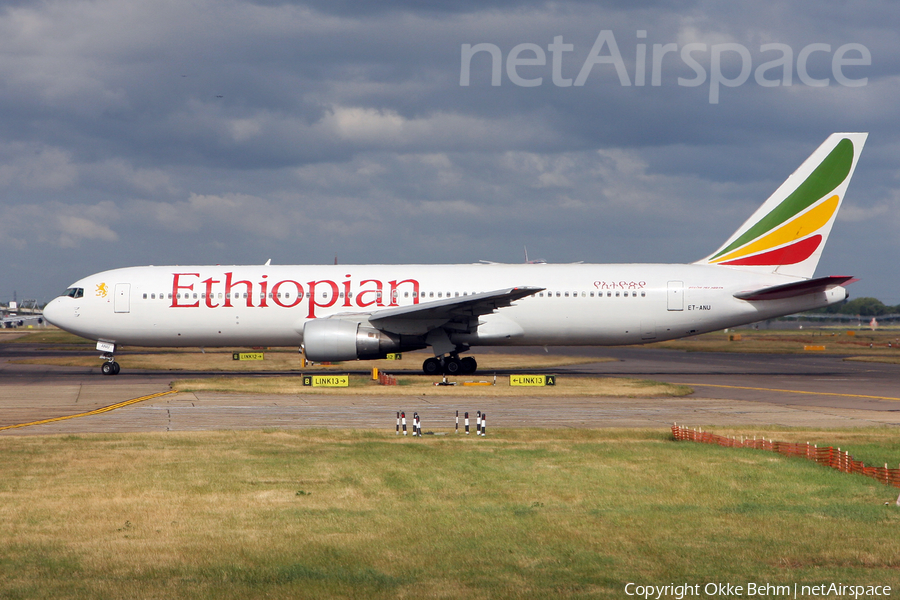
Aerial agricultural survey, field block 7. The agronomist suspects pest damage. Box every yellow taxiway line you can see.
[685,382,900,402]
[0,390,176,432]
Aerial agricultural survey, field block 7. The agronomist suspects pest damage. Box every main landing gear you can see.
[100,352,121,376]
[422,353,477,376]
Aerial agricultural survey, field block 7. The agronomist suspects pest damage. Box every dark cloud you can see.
[0,0,897,304]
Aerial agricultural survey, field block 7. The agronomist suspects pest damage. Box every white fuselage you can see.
[43,263,846,348]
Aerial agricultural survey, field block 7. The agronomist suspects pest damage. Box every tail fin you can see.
[696,133,867,279]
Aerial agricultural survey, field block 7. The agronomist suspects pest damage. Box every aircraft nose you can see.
[42,297,68,328]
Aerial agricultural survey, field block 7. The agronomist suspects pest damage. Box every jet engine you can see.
[302,319,407,362]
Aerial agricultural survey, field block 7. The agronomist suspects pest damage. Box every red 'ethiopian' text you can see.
[170,272,420,318]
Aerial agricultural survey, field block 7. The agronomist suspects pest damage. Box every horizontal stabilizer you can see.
[734,276,855,301]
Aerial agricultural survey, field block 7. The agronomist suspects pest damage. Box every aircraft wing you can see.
[361,286,544,335]
[1,314,43,328]
[734,275,855,301]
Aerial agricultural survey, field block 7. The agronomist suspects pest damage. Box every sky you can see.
[1,0,898,305]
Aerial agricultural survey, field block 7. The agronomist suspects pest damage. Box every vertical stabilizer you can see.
[696,133,867,279]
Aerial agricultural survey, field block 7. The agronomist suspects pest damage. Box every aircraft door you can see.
[114,283,131,313]
[667,281,684,311]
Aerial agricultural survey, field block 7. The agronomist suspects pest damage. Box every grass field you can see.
[171,374,692,397]
[0,328,93,345]
[1,428,899,599]
[651,327,900,357]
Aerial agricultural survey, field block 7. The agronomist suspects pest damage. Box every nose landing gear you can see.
[422,354,477,375]
[100,352,120,376]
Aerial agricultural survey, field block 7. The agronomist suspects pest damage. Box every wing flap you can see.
[368,286,543,335]
[734,275,855,301]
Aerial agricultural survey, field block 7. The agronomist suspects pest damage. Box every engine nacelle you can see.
[302,319,403,362]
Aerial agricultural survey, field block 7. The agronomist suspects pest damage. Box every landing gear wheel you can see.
[460,356,477,375]
[423,357,441,375]
[443,357,461,375]
[102,361,121,375]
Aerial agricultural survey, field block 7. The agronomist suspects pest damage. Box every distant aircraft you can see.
[44,133,866,376]
[2,300,44,328]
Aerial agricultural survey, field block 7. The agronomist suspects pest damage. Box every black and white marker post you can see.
[465,412,469,435]
[476,411,481,436]
[401,411,407,436]
[481,412,486,436]
[396,411,400,435]
[455,410,459,434]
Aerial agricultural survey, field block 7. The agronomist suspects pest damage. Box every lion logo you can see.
[96,283,108,298]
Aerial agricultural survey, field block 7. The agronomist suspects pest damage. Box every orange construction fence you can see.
[672,424,900,489]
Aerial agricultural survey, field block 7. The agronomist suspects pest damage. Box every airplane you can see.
[2,300,44,328]
[43,133,867,376]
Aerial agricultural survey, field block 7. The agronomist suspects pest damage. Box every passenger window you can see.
[641,291,646,297]
[144,294,148,299]
[616,291,620,297]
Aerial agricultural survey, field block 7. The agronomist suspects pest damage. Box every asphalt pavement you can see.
[2,342,900,435]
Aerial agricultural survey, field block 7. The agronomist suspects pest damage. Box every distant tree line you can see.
[807,297,900,316]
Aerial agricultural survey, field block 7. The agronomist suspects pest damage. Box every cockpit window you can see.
[63,287,84,299]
